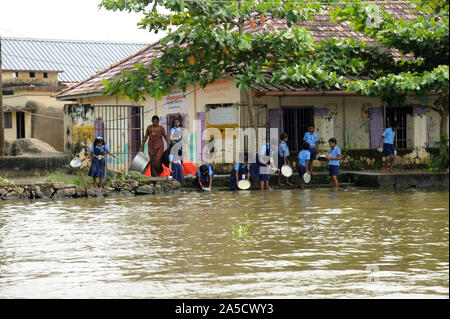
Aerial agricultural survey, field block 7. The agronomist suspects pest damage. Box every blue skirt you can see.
[250,155,271,181]
[230,169,248,190]
[171,163,184,185]
[88,157,105,178]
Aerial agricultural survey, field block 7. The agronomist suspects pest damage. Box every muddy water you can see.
[0,188,448,298]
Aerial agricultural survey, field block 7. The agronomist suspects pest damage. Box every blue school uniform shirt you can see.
[382,128,396,145]
[329,146,341,166]
[168,153,182,163]
[197,165,213,176]
[259,143,275,156]
[279,141,290,157]
[298,150,311,167]
[170,127,182,140]
[303,132,319,148]
[90,145,110,153]
[235,163,250,171]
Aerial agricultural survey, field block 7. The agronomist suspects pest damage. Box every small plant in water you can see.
[231,213,253,238]
[0,175,12,185]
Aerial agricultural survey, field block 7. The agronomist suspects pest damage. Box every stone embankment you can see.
[0,178,181,201]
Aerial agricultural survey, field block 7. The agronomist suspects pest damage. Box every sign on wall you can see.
[207,105,239,125]
[163,89,188,114]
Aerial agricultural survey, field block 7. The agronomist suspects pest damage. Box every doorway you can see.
[282,107,314,151]
[16,112,25,138]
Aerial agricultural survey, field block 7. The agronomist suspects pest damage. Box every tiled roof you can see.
[1,37,148,82]
[57,1,417,99]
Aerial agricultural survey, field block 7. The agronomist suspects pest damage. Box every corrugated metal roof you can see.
[1,37,148,82]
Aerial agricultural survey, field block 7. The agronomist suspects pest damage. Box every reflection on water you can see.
[0,188,448,298]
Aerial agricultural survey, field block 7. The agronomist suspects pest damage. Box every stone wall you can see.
[0,178,181,201]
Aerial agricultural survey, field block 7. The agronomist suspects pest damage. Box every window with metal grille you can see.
[385,106,412,149]
[4,112,12,129]
[282,107,314,151]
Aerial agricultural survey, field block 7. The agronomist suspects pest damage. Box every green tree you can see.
[330,0,449,150]
[100,0,331,129]
[100,0,448,151]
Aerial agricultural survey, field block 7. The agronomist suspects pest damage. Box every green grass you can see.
[45,172,112,189]
[126,171,149,180]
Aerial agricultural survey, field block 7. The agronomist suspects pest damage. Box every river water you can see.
[0,188,448,298]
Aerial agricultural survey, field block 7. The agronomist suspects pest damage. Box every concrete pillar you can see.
[63,104,94,159]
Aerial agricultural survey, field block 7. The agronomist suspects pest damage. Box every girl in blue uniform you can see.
[167,142,184,186]
[170,117,184,156]
[82,136,119,191]
[251,141,275,191]
[230,155,250,190]
[197,164,214,190]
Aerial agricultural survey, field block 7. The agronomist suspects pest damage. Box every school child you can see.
[197,164,214,190]
[251,141,276,191]
[378,122,400,174]
[303,124,319,175]
[170,117,184,156]
[167,142,184,186]
[327,138,341,189]
[82,136,119,191]
[298,142,312,190]
[278,133,293,186]
[230,154,250,190]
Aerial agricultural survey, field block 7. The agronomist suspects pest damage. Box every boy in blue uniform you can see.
[278,133,293,186]
[327,137,341,189]
[230,154,250,190]
[197,164,214,190]
[303,125,319,175]
[378,122,400,174]
[82,136,119,191]
[298,142,312,190]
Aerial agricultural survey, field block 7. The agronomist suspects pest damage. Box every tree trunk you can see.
[246,88,257,131]
[439,108,448,153]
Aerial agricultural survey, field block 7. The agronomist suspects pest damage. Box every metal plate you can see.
[303,172,312,184]
[281,165,293,177]
[238,179,251,190]
[70,159,82,168]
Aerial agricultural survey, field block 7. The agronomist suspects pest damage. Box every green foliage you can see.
[426,135,449,171]
[45,172,112,188]
[350,161,364,171]
[100,0,448,143]
[231,213,253,238]
[126,171,149,180]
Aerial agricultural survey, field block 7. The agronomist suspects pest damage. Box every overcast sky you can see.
[0,0,162,43]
